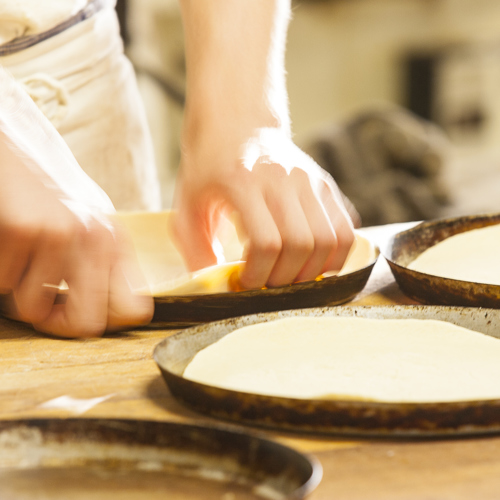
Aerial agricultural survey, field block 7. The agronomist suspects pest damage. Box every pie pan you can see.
[154,305,500,437]
[112,210,379,327]
[152,233,379,328]
[0,418,321,499]
[383,213,500,307]
[1,251,377,329]
[152,260,377,327]
[2,260,377,330]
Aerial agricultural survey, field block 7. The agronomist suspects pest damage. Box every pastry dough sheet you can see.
[408,224,500,285]
[112,211,244,296]
[183,317,500,403]
[114,211,377,296]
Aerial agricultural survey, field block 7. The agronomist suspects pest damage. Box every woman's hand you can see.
[174,0,359,290]
[0,66,153,338]
[0,143,153,339]
[173,128,357,290]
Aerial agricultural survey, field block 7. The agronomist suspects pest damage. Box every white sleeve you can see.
[0,66,115,214]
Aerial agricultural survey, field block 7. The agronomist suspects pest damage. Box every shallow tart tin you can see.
[152,246,379,328]
[0,418,321,500]
[154,305,500,437]
[383,213,500,308]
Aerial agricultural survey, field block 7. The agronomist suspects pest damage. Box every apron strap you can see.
[0,0,105,56]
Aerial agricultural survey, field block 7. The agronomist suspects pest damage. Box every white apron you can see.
[0,1,161,211]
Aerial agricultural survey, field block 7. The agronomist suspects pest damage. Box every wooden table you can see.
[2,224,500,499]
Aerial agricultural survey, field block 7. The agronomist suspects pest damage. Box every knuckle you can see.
[0,265,20,291]
[73,220,90,243]
[268,162,288,178]
[290,166,309,183]
[16,301,44,325]
[252,235,282,260]
[2,219,38,244]
[255,165,290,189]
[283,233,315,257]
[15,289,55,324]
[80,220,114,250]
[338,227,356,253]
[315,232,338,255]
[46,221,77,247]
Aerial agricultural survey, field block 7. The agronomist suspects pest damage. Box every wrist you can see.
[181,98,291,164]
[183,93,286,139]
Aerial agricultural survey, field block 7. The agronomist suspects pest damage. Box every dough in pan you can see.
[112,211,244,296]
[184,316,500,403]
[113,211,377,296]
[408,224,500,285]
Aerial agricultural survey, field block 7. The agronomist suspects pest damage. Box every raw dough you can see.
[112,211,244,296]
[183,316,500,403]
[408,224,500,285]
[113,211,377,296]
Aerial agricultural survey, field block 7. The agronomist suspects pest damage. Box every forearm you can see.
[174,0,356,288]
[179,0,292,153]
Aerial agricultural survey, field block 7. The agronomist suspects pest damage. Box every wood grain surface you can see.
[2,224,500,499]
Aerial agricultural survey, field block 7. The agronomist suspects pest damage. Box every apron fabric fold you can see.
[0,4,161,211]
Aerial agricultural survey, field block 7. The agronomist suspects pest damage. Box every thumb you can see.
[106,226,154,331]
[172,203,218,272]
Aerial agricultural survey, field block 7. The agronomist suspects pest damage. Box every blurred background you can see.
[118,0,500,226]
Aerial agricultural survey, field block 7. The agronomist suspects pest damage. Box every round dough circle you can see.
[408,224,500,285]
[184,316,500,403]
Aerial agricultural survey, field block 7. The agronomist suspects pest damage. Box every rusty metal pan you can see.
[152,251,379,328]
[0,418,321,500]
[0,261,377,330]
[154,305,500,437]
[383,213,500,307]
[0,238,378,329]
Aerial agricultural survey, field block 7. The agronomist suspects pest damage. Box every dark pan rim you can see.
[151,248,379,326]
[0,417,322,499]
[154,305,500,437]
[153,251,380,303]
[382,213,500,307]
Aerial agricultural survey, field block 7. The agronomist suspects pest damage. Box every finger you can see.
[0,231,32,293]
[106,264,154,331]
[172,196,218,272]
[340,191,362,229]
[106,229,154,331]
[261,169,315,287]
[321,180,356,272]
[230,186,282,290]
[291,170,338,283]
[14,231,68,324]
[34,223,112,338]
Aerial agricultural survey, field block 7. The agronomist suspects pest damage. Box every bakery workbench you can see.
[2,223,500,499]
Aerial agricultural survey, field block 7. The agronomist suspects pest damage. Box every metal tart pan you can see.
[154,305,500,437]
